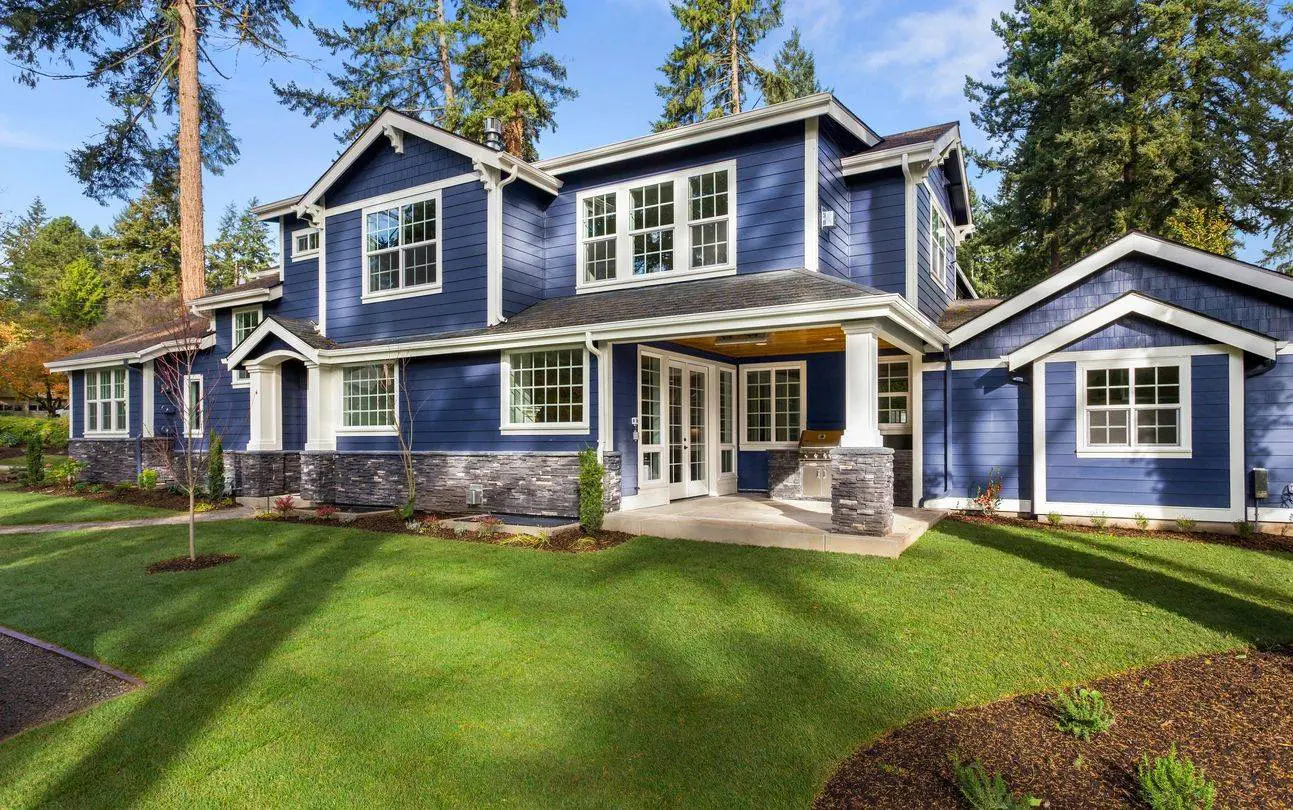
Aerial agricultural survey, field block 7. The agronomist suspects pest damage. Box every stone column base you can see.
[232,452,302,497]
[602,451,622,513]
[831,446,895,536]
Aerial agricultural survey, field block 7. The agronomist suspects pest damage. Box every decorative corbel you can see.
[473,159,500,191]
[300,204,324,228]
[381,123,404,155]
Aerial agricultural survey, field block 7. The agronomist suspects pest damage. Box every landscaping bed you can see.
[816,647,1293,808]
[952,512,1293,554]
[0,633,137,742]
[20,484,236,513]
[146,553,240,574]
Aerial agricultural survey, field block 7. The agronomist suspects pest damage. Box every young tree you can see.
[273,0,463,142]
[206,199,276,290]
[0,1,300,304]
[99,182,181,299]
[456,0,576,159]
[1162,205,1239,257]
[758,27,824,105]
[654,0,783,130]
[45,257,108,330]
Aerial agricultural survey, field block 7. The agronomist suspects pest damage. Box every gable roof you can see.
[840,120,973,227]
[940,298,1003,332]
[949,232,1293,347]
[876,122,959,150]
[225,315,336,368]
[46,315,215,371]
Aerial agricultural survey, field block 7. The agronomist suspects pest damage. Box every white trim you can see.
[1007,293,1278,370]
[498,345,591,435]
[877,357,913,434]
[1038,502,1241,522]
[336,361,400,436]
[1278,343,1293,355]
[190,284,282,313]
[290,227,320,260]
[1228,349,1244,519]
[321,173,477,219]
[252,195,302,220]
[925,179,952,293]
[924,497,1033,513]
[901,154,920,308]
[1073,355,1192,459]
[803,118,820,272]
[956,266,980,299]
[224,318,321,369]
[840,125,960,176]
[1040,344,1230,363]
[317,221,328,335]
[137,333,216,363]
[739,360,807,450]
[921,358,1005,372]
[909,352,923,508]
[950,232,1293,345]
[141,360,154,438]
[360,187,444,304]
[535,93,879,175]
[1032,361,1047,513]
[182,374,204,438]
[230,306,264,387]
[1247,506,1293,523]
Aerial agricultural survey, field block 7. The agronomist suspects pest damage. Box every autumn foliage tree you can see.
[0,331,90,417]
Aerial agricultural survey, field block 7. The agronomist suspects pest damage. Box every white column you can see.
[840,324,882,449]
[305,364,337,452]
[246,364,282,451]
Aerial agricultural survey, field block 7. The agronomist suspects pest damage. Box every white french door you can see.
[667,361,710,499]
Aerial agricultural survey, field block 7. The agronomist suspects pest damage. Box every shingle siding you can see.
[325,137,475,209]
[502,182,550,317]
[847,169,905,294]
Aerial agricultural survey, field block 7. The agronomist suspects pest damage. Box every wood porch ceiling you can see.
[672,326,897,357]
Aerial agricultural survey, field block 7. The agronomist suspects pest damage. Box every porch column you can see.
[840,324,882,448]
[832,322,894,536]
[304,363,336,452]
[246,364,282,452]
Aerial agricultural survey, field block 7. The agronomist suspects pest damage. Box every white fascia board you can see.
[840,141,935,175]
[252,195,302,220]
[534,94,880,176]
[224,318,321,368]
[951,232,1293,345]
[956,266,980,299]
[191,284,284,313]
[47,334,217,372]
[1006,292,1278,370]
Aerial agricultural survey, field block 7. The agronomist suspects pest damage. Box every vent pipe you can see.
[483,118,504,151]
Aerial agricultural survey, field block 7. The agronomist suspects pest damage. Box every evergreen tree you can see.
[966,0,1293,292]
[456,0,575,160]
[99,182,181,299]
[654,0,783,131]
[4,216,98,309]
[273,0,463,143]
[206,200,276,290]
[45,257,107,330]
[758,27,824,105]
[0,198,47,301]
[1162,204,1239,257]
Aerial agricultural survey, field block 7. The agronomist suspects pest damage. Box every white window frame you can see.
[500,346,590,435]
[336,362,399,435]
[929,201,948,290]
[360,189,444,303]
[291,227,320,260]
[84,366,129,437]
[638,350,666,486]
[878,359,912,434]
[739,361,807,450]
[230,305,263,387]
[1076,357,1192,458]
[182,374,204,438]
[575,159,737,293]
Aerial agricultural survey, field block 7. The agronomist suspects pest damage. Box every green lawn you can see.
[0,485,172,525]
[0,513,1290,808]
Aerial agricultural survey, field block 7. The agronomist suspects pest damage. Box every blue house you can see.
[49,93,1293,540]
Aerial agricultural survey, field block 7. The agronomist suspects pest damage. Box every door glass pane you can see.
[668,367,683,485]
[689,369,706,483]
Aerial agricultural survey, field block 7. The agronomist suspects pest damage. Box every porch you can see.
[604,494,946,557]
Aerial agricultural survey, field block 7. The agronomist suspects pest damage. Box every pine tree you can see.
[965,0,1293,292]
[272,0,463,143]
[4,216,98,310]
[0,198,48,302]
[99,182,182,299]
[456,0,575,160]
[45,257,108,330]
[654,0,783,131]
[758,27,824,105]
[206,200,276,290]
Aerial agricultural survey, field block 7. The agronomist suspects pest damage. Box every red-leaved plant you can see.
[273,495,297,514]
[315,505,339,520]
[972,468,1005,516]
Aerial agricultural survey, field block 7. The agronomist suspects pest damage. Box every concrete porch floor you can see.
[604,495,946,557]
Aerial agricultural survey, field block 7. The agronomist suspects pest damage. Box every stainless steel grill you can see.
[798,430,842,499]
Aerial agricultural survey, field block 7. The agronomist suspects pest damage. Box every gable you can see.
[325,135,476,209]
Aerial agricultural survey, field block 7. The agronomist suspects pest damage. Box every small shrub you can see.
[475,515,503,539]
[578,447,605,533]
[112,481,133,495]
[23,438,44,486]
[1046,511,1063,527]
[206,433,225,499]
[1090,512,1109,530]
[497,533,546,548]
[396,500,416,521]
[87,483,105,494]
[254,510,281,521]
[1175,517,1197,533]
[272,495,297,515]
[315,505,339,521]
[73,482,88,493]
[571,536,599,552]
[1232,520,1255,538]
[1138,745,1216,810]
[193,501,216,513]
[950,756,1041,809]
[1052,687,1115,741]
[137,469,158,490]
[1134,512,1150,530]
[49,457,86,489]
[972,467,1005,516]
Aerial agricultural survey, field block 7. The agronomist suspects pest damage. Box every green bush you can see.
[578,446,605,534]
[1051,687,1115,741]
[1046,511,1063,527]
[950,757,1041,809]
[1134,512,1150,530]
[48,458,86,488]
[1138,746,1216,810]
[1175,517,1197,533]
[207,433,225,499]
[23,438,44,486]
[137,469,159,490]
[1090,512,1109,530]
[1233,521,1255,538]
[0,415,69,452]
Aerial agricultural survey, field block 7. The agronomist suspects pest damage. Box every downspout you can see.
[585,331,609,454]
[489,160,522,326]
[942,342,951,497]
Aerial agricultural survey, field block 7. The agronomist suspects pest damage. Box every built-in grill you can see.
[798,429,843,499]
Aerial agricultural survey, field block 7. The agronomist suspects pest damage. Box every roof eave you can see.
[191,283,284,312]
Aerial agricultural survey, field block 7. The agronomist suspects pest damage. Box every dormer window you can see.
[362,190,442,303]
[577,160,736,291]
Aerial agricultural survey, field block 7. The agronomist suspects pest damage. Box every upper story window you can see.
[85,367,127,435]
[577,160,736,291]
[502,347,588,434]
[741,362,804,448]
[362,190,442,303]
[340,363,397,432]
[231,306,262,385]
[1078,359,1191,457]
[878,360,910,431]
[292,227,320,260]
[930,206,948,288]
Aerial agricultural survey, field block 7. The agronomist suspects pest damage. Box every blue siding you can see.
[324,180,488,342]
[1044,356,1230,508]
[1247,356,1293,513]
[922,366,1032,504]
[68,371,84,439]
[612,343,639,497]
[502,182,550,317]
[544,123,806,297]
[818,119,853,280]
[187,311,250,450]
[737,451,769,492]
[277,213,320,322]
[915,184,952,322]
[281,361,308,451]
[1062,315,1208,353]
[847,170,905,294]
[325,137,475,209]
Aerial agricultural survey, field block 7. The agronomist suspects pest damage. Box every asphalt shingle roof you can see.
[874,122,958,151]
[939,298,1003,332]
[54,314,213,363]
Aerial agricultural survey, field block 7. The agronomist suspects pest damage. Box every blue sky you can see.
[0,0,1271,262]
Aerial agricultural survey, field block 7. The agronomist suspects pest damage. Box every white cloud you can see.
[0,119,58,151]
[863,0,1010,106]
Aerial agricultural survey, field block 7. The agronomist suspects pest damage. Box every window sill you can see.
[361,282,443,304]
[1076,447,1193,459]
[84,431,130,439]
[500,423,590,436]
[575,265,735,295]
[291,250,319,262]
[879,424,912,435]
[336,426,398,436]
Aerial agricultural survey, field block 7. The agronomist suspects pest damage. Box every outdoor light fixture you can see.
[715,333,770,347]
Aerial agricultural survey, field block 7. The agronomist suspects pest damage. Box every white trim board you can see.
[803,118,820,273]
[924,497,1033,513]
[191,283,283,313]
[950,232,1293,345]
[224,318,321,368]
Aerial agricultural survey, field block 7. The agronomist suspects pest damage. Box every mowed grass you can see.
[0,485,172,525]
[0,513,1289,808]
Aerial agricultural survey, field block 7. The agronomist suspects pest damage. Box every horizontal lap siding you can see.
[1044,357,1229,508]
[544,123,805,297]
[1246,357,1293,514]
[183,312,249,450]
[612,344,639,497]
[922,367,1032,503]
[502,183,550,317]
[278,213,319,321]
[325,182,488,342]
[818,119,852,280]
[68,372,83,438]
[325,138,474,209]
[915,184,951,322]
[281,361,307,452]
[848,170,905,294]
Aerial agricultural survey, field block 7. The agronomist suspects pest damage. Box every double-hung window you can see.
[1080,360,1190,456]
[363,191,441,301]
[878,360,910,430]
[741,363,804,448]
[85,368,128,435]
[503,348,588,432]
[183,375,204,437]
[577,160,735,290]
[930,206,948,288]
[231,306,261,385]
[292,228,320,260]
[341,363,397,431]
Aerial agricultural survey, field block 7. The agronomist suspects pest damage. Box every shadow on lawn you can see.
[35,528,381,807]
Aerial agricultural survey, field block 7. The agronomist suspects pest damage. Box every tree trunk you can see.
[176,0,206,305]
[187,448,196,561]
[728,6,740,114]
[42,379,56,419]
[503,0,526,157]
[437,0,455,109]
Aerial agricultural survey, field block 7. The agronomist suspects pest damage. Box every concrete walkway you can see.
[0,507,258,536]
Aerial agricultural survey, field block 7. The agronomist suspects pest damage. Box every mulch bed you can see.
[0,633,138,742]
[261,511,633,552]
[816,648,1293,809]
[146,553,240,574]
[952,512,1293,554]
[21,484,238,512]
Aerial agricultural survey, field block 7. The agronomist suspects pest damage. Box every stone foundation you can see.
[831,446,894,536]
[68,438,140,484]
[601,452,622,513]
[301,450,623,519]
[768,449,803,500]
[231,452,301,497]
[892,448,913,508]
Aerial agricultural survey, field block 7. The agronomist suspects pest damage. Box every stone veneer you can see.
[768,449,804,500]
[231,452,301,498]
[68,438,141,484]
[830,446,894,536]
[892,449,913,508]
[301,450,622,518]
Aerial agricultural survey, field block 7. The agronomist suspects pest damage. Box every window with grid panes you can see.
[365,194,438,295]
[507,349,585,426]
[342,364,396,428]
[878,360,910,428]
[630,181,674,275]
[1084,364,1182,448]
[743,366,803,445]
[85,368,127,434]
[640,355,662,481]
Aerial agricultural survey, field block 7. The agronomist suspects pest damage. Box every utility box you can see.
[467,484,485,507]
[1251,468,1269,501]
